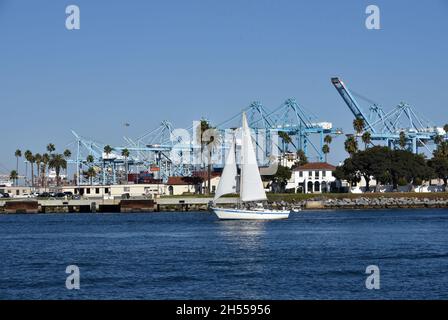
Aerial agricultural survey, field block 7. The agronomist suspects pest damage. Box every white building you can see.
[288,162,336,193]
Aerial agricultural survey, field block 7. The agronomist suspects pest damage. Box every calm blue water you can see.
[1,209,448,300]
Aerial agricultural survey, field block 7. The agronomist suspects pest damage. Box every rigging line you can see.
[351,90,380,106]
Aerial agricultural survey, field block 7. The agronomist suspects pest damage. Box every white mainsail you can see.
[213,136,237,202]
[240,112,267,202]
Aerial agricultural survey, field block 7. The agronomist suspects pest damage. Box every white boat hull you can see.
[212,207,290,220]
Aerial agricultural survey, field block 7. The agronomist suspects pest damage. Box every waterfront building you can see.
[62,184,162,199]
[288,162,336,193]
[166,171,221,196]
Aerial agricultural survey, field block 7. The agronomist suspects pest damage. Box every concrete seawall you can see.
[1,196,447,214]
[0,197,238,214]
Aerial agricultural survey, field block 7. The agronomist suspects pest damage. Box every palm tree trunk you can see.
[15,157,19,186]
[31,163,34,188]
[125,157,128,182]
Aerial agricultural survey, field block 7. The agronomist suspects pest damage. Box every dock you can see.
[0,197,239,214]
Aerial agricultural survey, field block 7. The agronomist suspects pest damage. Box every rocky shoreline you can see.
[270,196,448,210]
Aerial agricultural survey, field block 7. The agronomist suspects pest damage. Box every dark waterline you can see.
[1,209,448,300]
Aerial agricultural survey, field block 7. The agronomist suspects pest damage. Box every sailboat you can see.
[211,112,290,220]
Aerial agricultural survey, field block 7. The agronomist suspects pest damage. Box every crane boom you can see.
[331,77,376,133]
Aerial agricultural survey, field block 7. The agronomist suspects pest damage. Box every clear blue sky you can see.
[1,0,447,174]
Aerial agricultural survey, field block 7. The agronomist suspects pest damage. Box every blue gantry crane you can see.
[69,96,343,185]
[331,77,445,153]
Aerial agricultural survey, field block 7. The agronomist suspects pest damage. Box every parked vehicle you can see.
[37,192,51,198]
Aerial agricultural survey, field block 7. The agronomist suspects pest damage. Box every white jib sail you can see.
[240,112,268,202]
[213,136,237,202]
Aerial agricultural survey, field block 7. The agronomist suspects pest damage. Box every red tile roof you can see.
[192,171,221,179]
[167,177,194,185]
[293,162,336,171]
[167,172,220,186]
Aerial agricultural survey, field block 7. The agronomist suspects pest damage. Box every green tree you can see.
[351,146,391,192]
[24,150,32,186]
[46,143,55,154]
[84,167,97,185]
[444,124,448,137]
[361,131,372,149]
[344,136,358,156]
[196,120,220,194]
[434,135,443,145]
[353,118,365,137]
[63,149,71,181]
[324,135,332,145]
[10,170,18,185]
[34,153,42,187]
[41,153,50,189]
[389,150,433,190]
[49,154,67,187]
[102,145,114,184]
[398,131,407,149]
[278,131,296,151]
[322,144,330,162]
[86,154,94,165]
[121,148,130,181]
[428,157,448,189]
[333,158,361,192]
[433,141,448,158]
[295,149,308,166]
[103,145,113,157]
[429,141,448,190]
[14,149,22,184]
[264,165,292,193]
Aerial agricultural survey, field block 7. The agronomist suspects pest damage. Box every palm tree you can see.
[10,170,18,185]
[46,143,55,154]
[197,119,217,194]
[34,153,42,187]
[103,145,114,184]
[49,154,67,187]
[14,149,21,185]
[63,149,72,182]
[63,149,72,159]
[344,136,358,156]
[353,118,365,138]
[322,144,330,162]
[121,148,130,181]
[362,131,372,149]
[41,153,50,189]
[85,167,97,185]
[24,150,32,186]
[86,154,94,166]
[104,145,113,157]
[399,131,407,149]
[324,135,332,145]
[278,131,296,151]
[86,155,94,163]
[296,149,308,166]
[25,151,34,187]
